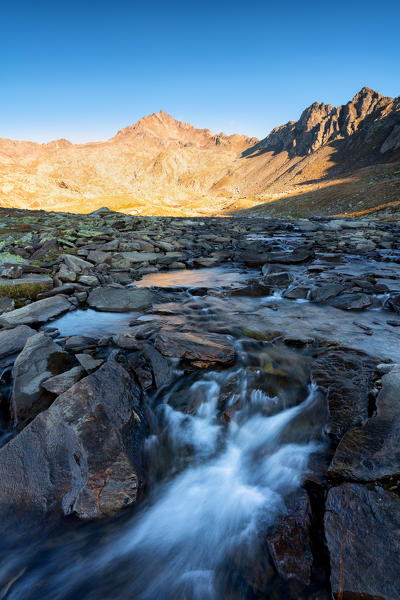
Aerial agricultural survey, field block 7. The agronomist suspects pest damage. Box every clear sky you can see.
[1,0,399,143]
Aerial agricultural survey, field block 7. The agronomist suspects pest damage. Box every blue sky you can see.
[1,0,399,143]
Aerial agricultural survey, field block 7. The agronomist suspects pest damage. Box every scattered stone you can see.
[1,264,23,279]
[62,254,93,273]
[64,335,98,352]
[58,264,76,282]
[0,297,15,313]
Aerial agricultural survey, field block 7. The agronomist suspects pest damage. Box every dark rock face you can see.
[0,361,147,522]
[254,87,396,158]
[325,483,400,600]
[329,368,400,481]
[154,330,235,367]
[312,349,378,441]
[11,333,73,424]
[87,286,153,312]
[0,296,71,326]
[267,490,313,592]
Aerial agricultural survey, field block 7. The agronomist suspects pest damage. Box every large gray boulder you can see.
[0,325,36,359]
[87,286,153,312]
[11,333,73,424]
[0,296,71,326]
[0,361,147,522]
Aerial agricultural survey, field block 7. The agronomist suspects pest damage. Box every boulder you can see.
[0,361,147,522]
[58,264,76,282]
[0,325,36,359]
[309,283,344,303]
[87,286,153,312]
[329,367,400,481]
[62,254,93,273]
[0,297,15,313]
[325,483,400,600]
[329,293,371,310]
[75,354,103,373]
[154,330,235,367]
[0,295,71,326]
[11,332,73,424]
[312,349,378,441]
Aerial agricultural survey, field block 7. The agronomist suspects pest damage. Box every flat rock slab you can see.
[329,368,400,481]
[0,325,36,359]
[325,483,400,600]
[87,286,153,312]
[0,296,71,326]
[154,330,235,366]
[0,361,147,522]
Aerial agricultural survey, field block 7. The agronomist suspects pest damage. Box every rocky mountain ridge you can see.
[0,87,399,217]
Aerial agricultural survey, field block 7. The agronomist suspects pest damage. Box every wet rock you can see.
[283,286,310,300]
[329,293,371,310]
[387,294,400,313]
[42,366,85,395]
[262,271,292,287]
[11,332,73,424]
[154,330,235,367]
[142,342,174,389]
[0,324,36,359]
[267,490,313,592]
[267,249,315,264]
[194,257,221,268]
[325,483,400,600]
[329,367,400,481]
[0,361,147,521]
[113,332,141,350]
[0,295,71,326]
[87,286,153,312]
[312,349,378,441]
[309,283,344,303]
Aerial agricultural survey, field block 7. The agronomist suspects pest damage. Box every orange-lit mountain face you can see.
[0,88,399,217]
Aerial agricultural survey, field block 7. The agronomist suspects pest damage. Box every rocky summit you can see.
[0,206,399,599]
[0,87,399,218]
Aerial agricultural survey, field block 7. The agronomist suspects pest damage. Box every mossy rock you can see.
[0,275,53,300]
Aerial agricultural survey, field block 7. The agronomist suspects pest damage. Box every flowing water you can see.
[3,264,400,599]
[1,352,325,600]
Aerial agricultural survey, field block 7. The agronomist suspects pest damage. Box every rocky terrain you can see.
[0,87,399,218]
[0,206,399,598]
